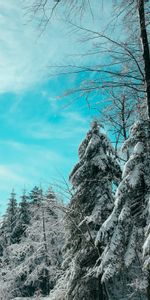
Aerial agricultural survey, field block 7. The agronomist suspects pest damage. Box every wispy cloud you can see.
[25,111,88,140]
[0,1,74,93]
[0,1,81,93]
[0,0,113,94]
[0,164,28,185]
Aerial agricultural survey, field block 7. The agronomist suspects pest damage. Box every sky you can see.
[0,0,113,214]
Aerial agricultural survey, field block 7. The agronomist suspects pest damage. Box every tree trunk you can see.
[147,286,150,300]
[42,208,50,295]
[42,208,49,265]
[147,273,150,300]
[138,0,150,119]
[138,2,150,297]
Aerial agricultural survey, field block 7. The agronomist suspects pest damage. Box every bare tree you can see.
[117,0,150,117]
[99,89,136,160]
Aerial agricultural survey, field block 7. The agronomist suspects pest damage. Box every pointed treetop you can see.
[20,189,29,203]
[90,119,103,131]
[10,189,16,200]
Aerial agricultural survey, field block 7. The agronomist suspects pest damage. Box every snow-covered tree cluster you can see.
[1,0,150,297]
[48,120,150,300]
[0,119,150,300]
[0,187,64,300]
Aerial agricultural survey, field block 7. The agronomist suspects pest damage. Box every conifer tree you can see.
[29,186,43,206]
[13,190,30,243]
[143,220,150,299]
[3,190,18,245]
[19,190,30,226]
[53,121,121,300]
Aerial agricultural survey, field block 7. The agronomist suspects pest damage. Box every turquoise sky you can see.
[0,1,113,214]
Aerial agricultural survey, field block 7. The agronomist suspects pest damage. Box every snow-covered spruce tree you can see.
[29,185,43,206]
[2,190,18,245]
[0,191,18,299]
[53,121,121,300]
[96,120,150,300]
[144,223,150,300]
[13,190,30,243]
[143,123,150,300]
